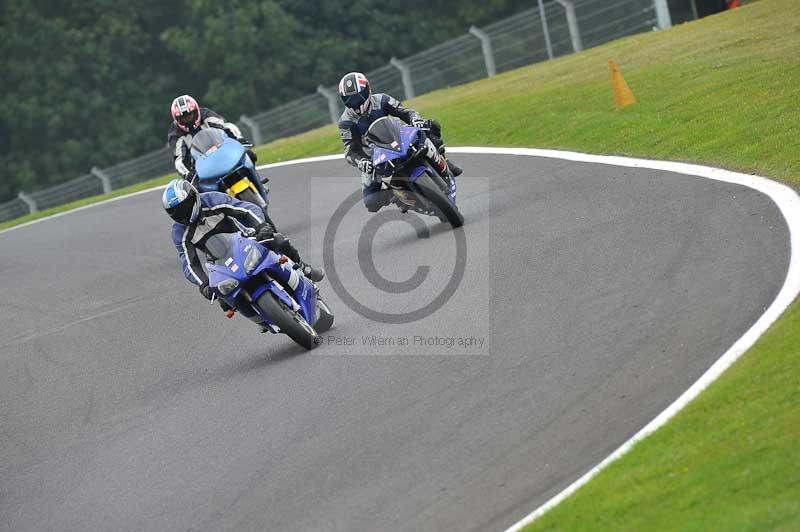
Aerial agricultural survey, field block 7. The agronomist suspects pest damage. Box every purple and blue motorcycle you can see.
[204,232,333,350]
[366,117,464,228]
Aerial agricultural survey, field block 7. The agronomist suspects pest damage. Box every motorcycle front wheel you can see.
[255,292,320,350]
[412,172,464,228]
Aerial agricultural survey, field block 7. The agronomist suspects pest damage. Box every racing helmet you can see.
[338,72,372,115]
[171,94,202,132]
[162,179,201,225]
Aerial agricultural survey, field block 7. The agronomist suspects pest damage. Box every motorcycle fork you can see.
[423,139,449,175]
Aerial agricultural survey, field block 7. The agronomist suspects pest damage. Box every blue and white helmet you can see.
[339,72,371,115]
[162,178,200,225]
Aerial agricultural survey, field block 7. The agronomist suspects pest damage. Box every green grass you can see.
[251,2,800,529]
[6,0,795,234]
[3,1,798,527]
[251,0,799,186]
[527,301,800,530]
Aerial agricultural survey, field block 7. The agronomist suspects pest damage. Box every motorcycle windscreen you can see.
[204,232,236,262]
[365,117,403,151]
[190,129,227,159]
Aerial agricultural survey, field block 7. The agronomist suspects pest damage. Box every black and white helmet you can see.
[339,72,371,115]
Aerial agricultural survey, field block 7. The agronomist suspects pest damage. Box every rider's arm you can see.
[172,225,208,286]
[167,125,193,177]
[172,137,193,178]
[203,107,244,140]
[203,191,264,229]
[382,94,422,125]
[339,120,368,168]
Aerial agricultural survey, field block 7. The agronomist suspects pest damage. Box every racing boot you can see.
[446,159,463,177]
[391,189,412,213]
[365,188,394,213]
[271,233,325,283]
[296,261,325,283]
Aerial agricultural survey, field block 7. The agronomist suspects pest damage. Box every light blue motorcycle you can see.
[190,128,273,224]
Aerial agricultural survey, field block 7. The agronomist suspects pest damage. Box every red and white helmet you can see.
[339,72,372,115]
[171,95,201,132]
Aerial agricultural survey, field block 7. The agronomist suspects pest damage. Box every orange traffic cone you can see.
[608,60,636,110]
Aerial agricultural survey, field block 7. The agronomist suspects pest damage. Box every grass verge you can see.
[257,2,799,529]
[3,0,798,527]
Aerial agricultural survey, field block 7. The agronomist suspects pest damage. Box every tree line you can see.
[1,0,529,202]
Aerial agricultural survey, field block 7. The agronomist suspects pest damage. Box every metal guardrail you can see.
[103,148,175,190]
[1,0,673,225]
[0,197,31,222]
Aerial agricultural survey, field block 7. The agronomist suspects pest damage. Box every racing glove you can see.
[412,118,426,128]
[255,221,275,241]
[357,159,373,174]
[199,282,213,300]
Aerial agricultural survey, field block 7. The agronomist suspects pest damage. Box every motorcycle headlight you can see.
[216,278,239,295]
[244,246,262,273]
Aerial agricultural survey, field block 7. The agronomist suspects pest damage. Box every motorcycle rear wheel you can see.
[237,188,277,230]
[255,292,320,350]
[314,296,334,333]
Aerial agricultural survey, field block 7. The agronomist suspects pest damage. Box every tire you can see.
[315,296,334,333]
[412,172,464,228]
[238,188,277,230]
[255,291,320,350]
[237,187,266,209]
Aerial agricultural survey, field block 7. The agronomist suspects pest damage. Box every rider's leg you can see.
[423,138,451,177]
[425,121,463,177]
[363,179,392,212]
[270,232,325,283]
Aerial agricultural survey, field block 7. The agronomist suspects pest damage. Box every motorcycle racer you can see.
[161,179,324,307]
[167,95,266,193]
[337,72,463,212]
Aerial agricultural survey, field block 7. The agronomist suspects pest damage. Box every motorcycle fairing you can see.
[207,235,318,326]
[196,137,246,183]
[372,125,420,166]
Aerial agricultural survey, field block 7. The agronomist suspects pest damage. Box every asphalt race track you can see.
[0,153,790,532]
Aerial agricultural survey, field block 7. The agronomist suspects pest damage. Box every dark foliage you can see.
[1,0,529,200]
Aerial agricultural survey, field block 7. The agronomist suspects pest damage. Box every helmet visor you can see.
[343,92,368,111]
[167,201,192,224]
[177,108,199,127]
[167,193,199,224]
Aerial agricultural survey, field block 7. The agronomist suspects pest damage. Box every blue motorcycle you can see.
[190,129,274,225]
[204,232,334,350]
[366,117,464,227]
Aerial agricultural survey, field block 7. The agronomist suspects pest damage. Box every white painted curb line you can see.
[2,148,798,532]
[440,148,800,532]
